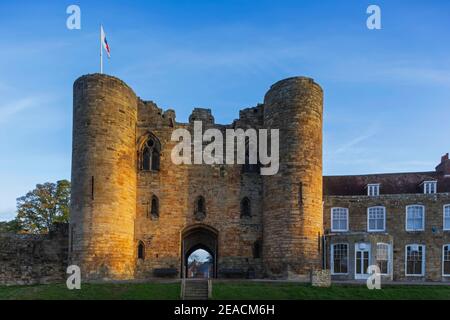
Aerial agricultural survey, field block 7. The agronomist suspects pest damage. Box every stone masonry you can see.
[0,224,68,286]
[324,192,450,282]
[324,161,450,282]
[70,74,324,281]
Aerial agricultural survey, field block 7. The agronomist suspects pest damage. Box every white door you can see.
[355,243,371,280]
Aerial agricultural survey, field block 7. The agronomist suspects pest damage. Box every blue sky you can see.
[0,0,449,221]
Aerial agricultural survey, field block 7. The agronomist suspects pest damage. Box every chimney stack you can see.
[436,153,450,176]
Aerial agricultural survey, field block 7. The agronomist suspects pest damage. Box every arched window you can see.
[219,166,226,178]
[196,196,205,214]
[194,196,206,221]
[138,241,145,260]
[151,195,159,218]
[241,197,251,218]
[140,135,160,171]
[253,241,262,259]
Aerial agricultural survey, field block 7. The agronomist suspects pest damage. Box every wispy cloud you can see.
[0,95,53,123]
[119,36,316,79]
[322,55,450,88]
[384,66,450,87]
[334,124,379,155]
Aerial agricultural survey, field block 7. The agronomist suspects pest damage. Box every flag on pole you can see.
[101,25,111,59]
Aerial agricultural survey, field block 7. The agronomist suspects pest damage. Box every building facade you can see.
[324,158,450,282]
[69,73,450,282]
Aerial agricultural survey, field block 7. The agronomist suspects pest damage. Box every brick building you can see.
[69,73,450,282]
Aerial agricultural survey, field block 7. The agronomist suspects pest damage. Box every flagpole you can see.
[100,24,103,74]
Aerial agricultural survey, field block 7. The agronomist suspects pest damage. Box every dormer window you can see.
[423,181,437,194]
[367,184,380,197]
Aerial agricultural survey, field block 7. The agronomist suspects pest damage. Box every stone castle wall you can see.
[0,224,68,286]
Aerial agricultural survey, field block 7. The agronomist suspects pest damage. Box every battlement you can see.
[189,108,215,125]
[73,74,324,132]
[74,73,137,98]
[268,76,322,92]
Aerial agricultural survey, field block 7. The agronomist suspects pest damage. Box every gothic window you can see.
[196,196,205,214]
[194,196,206,221]
[151,195,159,219]
[241,197,251,218]
[219,166,226,178]
[138,241,145,260]
[140,135,161,171]
[253,241,262,259]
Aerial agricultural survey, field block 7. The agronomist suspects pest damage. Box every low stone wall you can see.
[0,224,68,286]
[311,269,331,287]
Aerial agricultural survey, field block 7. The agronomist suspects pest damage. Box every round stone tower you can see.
[262,77,323,279]
[70,74,138,280]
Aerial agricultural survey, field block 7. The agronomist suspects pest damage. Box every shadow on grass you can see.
[0,282,180,300]
[212,282,450,300]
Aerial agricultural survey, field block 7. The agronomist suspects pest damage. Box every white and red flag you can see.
[100,25,111,74]
[101,25,111,58]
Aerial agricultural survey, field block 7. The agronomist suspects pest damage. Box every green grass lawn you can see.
[1,281,450,300]
[212,282,450,300]
[0,282,180,300]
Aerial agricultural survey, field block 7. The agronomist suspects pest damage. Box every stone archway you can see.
[181,225,218,279]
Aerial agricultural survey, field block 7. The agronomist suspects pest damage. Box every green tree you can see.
[0,218,22,233]
[16,180,70,234]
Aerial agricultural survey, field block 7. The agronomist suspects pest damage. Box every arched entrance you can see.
[181,225,218,279]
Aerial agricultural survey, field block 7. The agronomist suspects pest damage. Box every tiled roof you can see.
[323,171,450,196]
